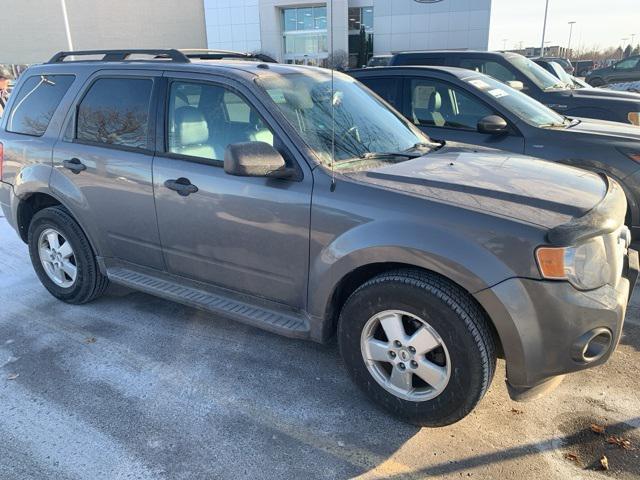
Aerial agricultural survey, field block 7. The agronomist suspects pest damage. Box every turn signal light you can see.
[535,247,566,279]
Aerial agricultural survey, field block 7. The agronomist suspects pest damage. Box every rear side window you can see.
[458,59,517,83]
[6,75,75,136]
[76,78,153,150]
[359,77,402,109]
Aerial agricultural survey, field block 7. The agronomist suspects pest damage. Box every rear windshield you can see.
[6,74,75,136]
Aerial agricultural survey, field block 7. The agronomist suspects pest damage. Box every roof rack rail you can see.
[47,49,191,64]
[179,49,277,63]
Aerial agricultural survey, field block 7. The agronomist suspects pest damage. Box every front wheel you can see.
[338,270,496,427]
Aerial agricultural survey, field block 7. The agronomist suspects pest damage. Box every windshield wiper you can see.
[544,82,570,91]
[360,151,421,160]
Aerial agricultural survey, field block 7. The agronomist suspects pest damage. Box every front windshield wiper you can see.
[360,151,421,160]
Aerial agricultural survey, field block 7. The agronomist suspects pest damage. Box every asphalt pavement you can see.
[1,215,639,479]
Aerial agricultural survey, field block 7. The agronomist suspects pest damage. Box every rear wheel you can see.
[338,269,496,427]
[28,206,109,304]
[588,77,604,87]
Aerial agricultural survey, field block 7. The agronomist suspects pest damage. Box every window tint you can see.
[6,75,74,136]
[393,55,446,66]
[458,59,517,83]
[76,78,152,149]
[410,78,494,130]
[359,77,401,109]
[616,58,639,70]
[167,81,274,162]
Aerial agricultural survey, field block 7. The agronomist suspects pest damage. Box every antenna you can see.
[329,0,336,192]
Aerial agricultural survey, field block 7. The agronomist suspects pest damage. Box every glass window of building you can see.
[348,6,374,68]
[281,6,329,66]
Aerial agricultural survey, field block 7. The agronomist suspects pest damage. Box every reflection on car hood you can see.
[569,117,640,141]
[570,87,640,101]
[352,147,606,229]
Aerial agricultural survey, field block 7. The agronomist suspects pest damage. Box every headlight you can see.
[536,237,611,290]
[629,112,640,126]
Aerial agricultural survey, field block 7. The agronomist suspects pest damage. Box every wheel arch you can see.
[16,192,101,260]
[316,261,504,359]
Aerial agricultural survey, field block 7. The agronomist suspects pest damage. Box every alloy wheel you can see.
[38,228,77,288]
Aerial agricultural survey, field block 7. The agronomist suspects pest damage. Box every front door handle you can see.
[164,177,199,197]
[63,158,86,174]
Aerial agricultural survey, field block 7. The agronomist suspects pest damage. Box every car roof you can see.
[350,65,485,80]
[393,50,517,58]
[22,58,329,82]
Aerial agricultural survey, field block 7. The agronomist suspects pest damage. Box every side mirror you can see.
[477,115,509,135]
[506,80,524,91]
[224,142,292,178]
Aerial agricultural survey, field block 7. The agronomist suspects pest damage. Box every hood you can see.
[569,87,640,102]
[350,147,607,229]
[567,117,640,141]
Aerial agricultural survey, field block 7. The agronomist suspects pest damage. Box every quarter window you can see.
[6,75,75,136]
[410,78,494,130]
[167,81,274,163]
[76,78,152,149]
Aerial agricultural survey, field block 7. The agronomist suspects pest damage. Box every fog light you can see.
[571,328,613,363]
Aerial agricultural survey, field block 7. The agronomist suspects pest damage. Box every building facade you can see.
[204,0,493,67]
[0,0,208,64]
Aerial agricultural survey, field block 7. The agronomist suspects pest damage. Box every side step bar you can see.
[106,266,310,339]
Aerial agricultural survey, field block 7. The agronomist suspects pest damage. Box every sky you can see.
[488,0,640,52]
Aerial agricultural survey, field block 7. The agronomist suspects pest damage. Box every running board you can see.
[106,266,310,338]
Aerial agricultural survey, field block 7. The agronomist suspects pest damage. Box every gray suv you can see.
[0,50,637,426]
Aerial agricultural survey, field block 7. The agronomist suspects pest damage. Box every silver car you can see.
[0,49,637,426]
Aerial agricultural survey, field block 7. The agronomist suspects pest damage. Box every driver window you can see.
[167,81,274,163]
[616,58,639,70]
[410,78,494,130]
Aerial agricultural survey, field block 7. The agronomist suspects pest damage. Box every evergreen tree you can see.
[624,44,633,58]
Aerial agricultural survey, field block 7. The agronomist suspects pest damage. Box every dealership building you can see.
[204,0,493,67]
[2,0,492,67]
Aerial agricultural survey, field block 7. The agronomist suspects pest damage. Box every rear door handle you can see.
[164,177,199,197]
[63,158,86,174]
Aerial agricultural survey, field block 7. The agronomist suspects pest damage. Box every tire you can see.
[338,269,496,427]
[588,77,604,87]
[28,206,109,304]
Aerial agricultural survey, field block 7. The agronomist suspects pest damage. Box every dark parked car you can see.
[351,66,640,237]
[533,59,587,89]
[534,56,574,74]
[389,51,640,126]
[586,55,640,87]
[574,59,595,77]
[1,49,637,426]
[367,55,392,67]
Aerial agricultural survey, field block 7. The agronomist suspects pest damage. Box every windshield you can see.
[257,69,430,165]
[463,74,567,128]
[508,55,569,91]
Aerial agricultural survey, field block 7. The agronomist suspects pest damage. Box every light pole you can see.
[503,38,508,51]
[540,0,550,56]
[621,38,629,58]
[567,21,576,59]
[60,0,74,51]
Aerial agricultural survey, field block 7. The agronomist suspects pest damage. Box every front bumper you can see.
[475,248,638,401]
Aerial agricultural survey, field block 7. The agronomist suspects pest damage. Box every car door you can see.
[51,71,165,270]
[152,74,312,308]
[402,76,525,153]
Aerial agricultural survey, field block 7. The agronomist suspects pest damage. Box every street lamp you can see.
[540,0,550,57]
[567,21,576,59]
[60,0,74,50]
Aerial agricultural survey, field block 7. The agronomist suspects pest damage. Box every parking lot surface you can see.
[1,216,639,480]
